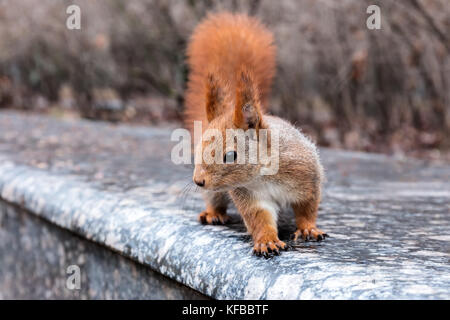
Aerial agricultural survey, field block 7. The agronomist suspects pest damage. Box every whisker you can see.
[179,182,193,211]
[178,181,203,214]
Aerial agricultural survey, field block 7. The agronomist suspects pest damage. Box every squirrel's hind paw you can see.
[198,210,230,225]
[291,228,329,242]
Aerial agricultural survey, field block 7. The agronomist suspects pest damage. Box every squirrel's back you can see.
[184,12,276,131]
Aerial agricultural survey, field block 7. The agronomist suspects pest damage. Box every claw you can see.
[293,228,328,243]
[253,239,286,258]
[199,211,230,225]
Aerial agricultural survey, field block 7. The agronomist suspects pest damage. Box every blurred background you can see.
[0,0,448,161]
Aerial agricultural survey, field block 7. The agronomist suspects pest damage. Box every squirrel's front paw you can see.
[253,235,288,259]
[198,210,230,225]
[291,227,329,242]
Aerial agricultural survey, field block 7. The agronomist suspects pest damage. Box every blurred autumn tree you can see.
[0,0,448,159]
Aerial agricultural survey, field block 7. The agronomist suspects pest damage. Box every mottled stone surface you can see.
[0,110,449,299]
[0,201,206,299]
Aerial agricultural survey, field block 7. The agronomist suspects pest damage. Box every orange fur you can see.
[185,13,327,258]
[184,12,276,133]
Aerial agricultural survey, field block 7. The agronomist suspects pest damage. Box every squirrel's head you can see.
[193,70,269,191]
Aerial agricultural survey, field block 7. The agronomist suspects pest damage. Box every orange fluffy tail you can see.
[184,12,276,132]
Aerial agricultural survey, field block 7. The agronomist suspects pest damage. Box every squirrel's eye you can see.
[224,151,237,164]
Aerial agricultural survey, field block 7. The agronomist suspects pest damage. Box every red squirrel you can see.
[185,12,327,258]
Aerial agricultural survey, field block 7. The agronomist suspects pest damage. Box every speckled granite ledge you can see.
[0,201,206,299]
[0,111,449,299]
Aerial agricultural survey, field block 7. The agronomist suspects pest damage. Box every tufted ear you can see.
[205,73,224,122]
[233,70,263,130]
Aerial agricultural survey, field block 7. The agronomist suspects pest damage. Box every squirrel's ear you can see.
[233,70,263,130]
[205,73,224,122]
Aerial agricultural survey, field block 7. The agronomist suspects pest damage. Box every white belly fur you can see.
[248,182,296,223]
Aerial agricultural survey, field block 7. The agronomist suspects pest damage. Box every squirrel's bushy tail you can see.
[184,12,276,132]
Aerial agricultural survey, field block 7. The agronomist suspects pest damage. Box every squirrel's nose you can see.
[194,179,205,187]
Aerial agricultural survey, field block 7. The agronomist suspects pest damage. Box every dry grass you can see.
[0,0,449,159]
